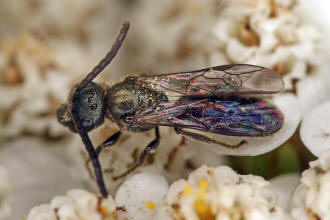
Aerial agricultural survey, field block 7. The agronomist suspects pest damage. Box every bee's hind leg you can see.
[174,127,246,148]
[112,127,160,181]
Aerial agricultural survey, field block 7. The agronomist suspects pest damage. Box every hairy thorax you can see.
[106,77,161,132]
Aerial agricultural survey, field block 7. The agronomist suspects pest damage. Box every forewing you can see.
[137,64,283,96]
[136,97,284,137]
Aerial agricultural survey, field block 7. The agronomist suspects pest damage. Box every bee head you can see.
[57,82,105,133]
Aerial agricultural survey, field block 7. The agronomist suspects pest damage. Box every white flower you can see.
[300,101,330,156]
[291,150,330,220]
[26,189,118,220]
[0,33,94,138]
[211,0,329,116]
[115,172,169,220]
[300,0,330,35]
[153,165,293,220]
[269,173,300,212]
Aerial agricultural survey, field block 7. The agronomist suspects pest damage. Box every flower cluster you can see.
[0,33,92,138]
[26,166,296,220]
[154,165,292,220]
[292,150,330,219]
[26,189,118,220]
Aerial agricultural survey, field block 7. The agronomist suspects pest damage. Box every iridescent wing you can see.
[135,96,284,137]
[137,64,283,97]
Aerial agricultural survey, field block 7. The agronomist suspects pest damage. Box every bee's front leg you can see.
[112,127,160,181]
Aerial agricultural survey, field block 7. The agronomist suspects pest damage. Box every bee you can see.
[57,21,284,198]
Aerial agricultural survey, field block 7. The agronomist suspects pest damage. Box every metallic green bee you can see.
[57,22,284,198]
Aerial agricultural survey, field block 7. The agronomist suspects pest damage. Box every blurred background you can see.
[0,0,329,219]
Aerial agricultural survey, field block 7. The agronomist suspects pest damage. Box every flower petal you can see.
[269,173,300,212]
[300,101,330,156]
[115,172,169,220]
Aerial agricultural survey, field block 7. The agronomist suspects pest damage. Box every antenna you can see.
[76,21,130,93]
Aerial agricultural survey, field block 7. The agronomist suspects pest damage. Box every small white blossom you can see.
[26,189,118,220]
[269,173,300,212]
[0,33,93,138]
[153,165,293,220]
[291,150,330,220]
[210,0,329,116]
[115,172,169,220]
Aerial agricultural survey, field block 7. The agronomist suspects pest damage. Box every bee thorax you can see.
[106,79,162,132]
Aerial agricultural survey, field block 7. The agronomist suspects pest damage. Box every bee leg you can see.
[96,131,122,155]
[164,136,186,170]
[174,127,246,148]
[112,127,160,181]
[85,131,122,179]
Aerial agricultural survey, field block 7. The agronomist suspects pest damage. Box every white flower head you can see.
[26,189,118,220]
[0,33,93,138]
[292,150,330,220]
[212,0,329,115]
[154,165,293,220]
[115,172,169,220]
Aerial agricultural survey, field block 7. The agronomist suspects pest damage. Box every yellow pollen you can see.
[197,179,208,200]
[197,191,206,200]
[183,184,192,196]
[194,200,214,220]
[145,200,156,210]
[99,206,108,214]
[199,179,208,191]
